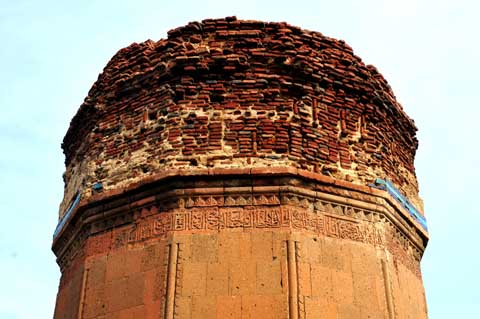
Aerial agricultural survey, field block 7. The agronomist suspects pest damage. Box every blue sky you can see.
[0,0,478,317]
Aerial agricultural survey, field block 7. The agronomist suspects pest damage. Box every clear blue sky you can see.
[1,0,477,317]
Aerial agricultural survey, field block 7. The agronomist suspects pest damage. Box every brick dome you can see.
[60,17,420,216]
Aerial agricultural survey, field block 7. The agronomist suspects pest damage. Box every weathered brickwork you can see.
[53,17,429,319]
[60,16,421,217]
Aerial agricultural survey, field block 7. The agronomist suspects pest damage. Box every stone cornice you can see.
[52,167,428,273]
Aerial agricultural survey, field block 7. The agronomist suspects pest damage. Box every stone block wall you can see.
[56,218,426,319]
[52,171,428,319]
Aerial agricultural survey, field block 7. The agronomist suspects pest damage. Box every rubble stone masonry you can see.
[53,17,428,319]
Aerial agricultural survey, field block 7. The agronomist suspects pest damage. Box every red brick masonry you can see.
[59,16,421,217]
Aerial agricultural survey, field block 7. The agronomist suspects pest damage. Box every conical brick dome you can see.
[60,16,420,216]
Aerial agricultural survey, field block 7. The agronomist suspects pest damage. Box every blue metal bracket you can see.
[53,191,82,239]
[373,178,428,232]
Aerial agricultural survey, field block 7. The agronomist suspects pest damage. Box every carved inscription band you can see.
[115,206,384,248]
[56,192,421,279]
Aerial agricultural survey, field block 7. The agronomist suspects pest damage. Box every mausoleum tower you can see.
[53,17,429,319]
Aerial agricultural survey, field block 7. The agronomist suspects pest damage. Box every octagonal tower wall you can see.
[53,17,428,319]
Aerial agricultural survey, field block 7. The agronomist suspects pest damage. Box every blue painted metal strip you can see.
[374,178,428,231]
[53,191,82,239]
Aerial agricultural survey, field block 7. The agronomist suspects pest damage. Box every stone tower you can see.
[52,17,428,319]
